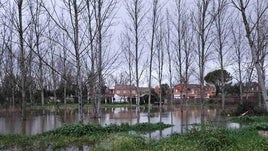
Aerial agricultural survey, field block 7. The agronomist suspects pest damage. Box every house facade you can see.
[173,84,215,99]
[113,84,137,103]
[111,84,150,103]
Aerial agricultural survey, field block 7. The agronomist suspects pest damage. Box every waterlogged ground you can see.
[1,117,268,151]
[0,104,238,136]
[1,104,268,151]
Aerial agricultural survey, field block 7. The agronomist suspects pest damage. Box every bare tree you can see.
[165,9,174,124]
[26,22,34,105]
[60,31,69,105]
[255,0,268,106]
[193,0,214,105]
[15,0,27,120]
[173,0,194,103]
[42,0,87,121]
[156,16,165,123]
[2,14,16,105]
[120,31,134,104]
[85,0,96,105]
[173,0,183,100]
[231,21,247,103]
[148,0,160,119]
[92,0,117,117]
[213,0,231,110]
[49,30,58,102]
[0,2,17,105]
[232,0,268,110]
[192,0,215,125]
[124,0,146,106]
[181,12,194,101]
[0,1,8,88]
[27,0,47,107]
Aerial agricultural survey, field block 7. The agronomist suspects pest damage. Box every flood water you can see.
[0,105,239,137]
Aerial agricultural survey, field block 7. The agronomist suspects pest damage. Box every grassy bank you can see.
[0,122,172,150]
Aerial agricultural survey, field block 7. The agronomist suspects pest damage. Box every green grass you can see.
[1,126,268,151]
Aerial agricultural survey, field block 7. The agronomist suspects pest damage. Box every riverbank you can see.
[1,116,268,150]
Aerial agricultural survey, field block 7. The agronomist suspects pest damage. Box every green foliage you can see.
[49,123,103,137]
[225,83,240,96]
[143,89,160,104]
[149,134,198,151]
[204,69,232,95]
[0,135,28,146]
[132,122,172,132]
[44,122,172,137]
[160,83,170,99]
[254,123,268,130]
[185,125,236,151]
[98,134,146,151]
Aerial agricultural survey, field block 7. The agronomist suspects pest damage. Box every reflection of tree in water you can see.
[0,105,221,136]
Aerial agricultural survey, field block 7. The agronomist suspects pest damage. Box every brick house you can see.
[111,84,150,103]
[113,84,136,103]
[173,84,215,99]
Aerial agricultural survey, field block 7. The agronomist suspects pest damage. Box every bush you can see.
[44,122,172,137]
[253,106,267,116]
[106,134,145,151]
[235,101,267,116]
[186,126,236,151]
[254,123,268,131]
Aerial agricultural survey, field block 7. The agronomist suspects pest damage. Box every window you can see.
[116,90,120,94]
[132,90,136,94]
[123,90,126,94]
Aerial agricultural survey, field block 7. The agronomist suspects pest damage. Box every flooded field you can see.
[0,105,239,137]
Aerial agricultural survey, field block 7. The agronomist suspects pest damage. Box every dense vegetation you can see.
[1,117,268,150]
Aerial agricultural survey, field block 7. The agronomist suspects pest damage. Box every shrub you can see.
[235,101,267,116]
[254,123,268,131]
[107,134,145,151]
[44,122,172,137]
[186,126,236,151]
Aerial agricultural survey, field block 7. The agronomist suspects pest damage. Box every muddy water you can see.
[0,105,239,136]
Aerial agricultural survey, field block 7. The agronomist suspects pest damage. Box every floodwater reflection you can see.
[0,105,237,136]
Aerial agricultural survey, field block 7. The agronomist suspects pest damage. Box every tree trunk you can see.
[18,0,26,120]
[72,0,83,122]
[148,0,158,121]
[235,0,268,110]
